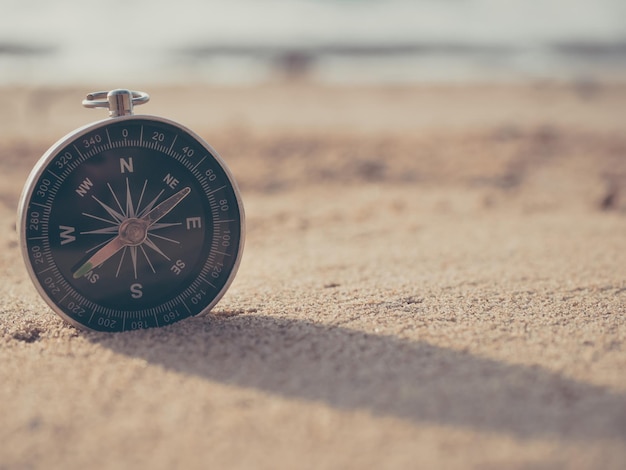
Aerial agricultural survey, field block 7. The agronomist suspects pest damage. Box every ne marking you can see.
[105,128,112,146]
[38,266,55,274]
[31,202,49,209]
[182,300,191,314]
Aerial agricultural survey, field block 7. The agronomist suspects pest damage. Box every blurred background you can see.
[1,0,625,86]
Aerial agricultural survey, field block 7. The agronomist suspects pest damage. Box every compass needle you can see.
[73,236,126,278]
[138,189,164,218]
[85,235,117,254]
[149,222,182,231]
[142,187,191,226]
[19,89,244,331]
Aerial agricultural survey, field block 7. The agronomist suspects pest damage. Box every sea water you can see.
[0,0,625,85]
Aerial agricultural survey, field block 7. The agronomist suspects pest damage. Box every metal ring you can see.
[82,90,150,109]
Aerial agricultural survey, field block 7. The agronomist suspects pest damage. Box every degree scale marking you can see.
[168,134,178,153]
[72,144,84,158]
[47,169,61,180]
[191,155,207,171]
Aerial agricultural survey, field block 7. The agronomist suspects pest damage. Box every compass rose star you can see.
[76,181,187,279]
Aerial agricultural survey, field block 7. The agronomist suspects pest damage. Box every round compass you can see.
[18,90,244,332]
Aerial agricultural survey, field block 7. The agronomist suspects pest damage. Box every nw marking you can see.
[76,177,94,197]
[163,173,179,189]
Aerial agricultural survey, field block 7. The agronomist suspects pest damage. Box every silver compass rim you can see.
[17,114,246,332]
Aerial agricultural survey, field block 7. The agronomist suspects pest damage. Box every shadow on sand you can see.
[90,313,626,440]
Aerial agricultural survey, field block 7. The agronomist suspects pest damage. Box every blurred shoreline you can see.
[1,0,625,86]
[2,39,626,85]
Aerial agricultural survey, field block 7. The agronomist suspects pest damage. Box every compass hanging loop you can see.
[82,89,150,117]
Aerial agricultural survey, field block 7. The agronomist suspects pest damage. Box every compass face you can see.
[19,116,244,332]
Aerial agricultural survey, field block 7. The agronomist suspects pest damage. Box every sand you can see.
[1,82,625,469]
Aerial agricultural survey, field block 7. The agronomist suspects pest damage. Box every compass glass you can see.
[20,117,243,332]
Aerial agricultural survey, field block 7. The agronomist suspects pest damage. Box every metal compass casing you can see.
[17,90,245,332]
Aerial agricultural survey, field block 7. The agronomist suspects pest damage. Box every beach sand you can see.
[1,82,625,469]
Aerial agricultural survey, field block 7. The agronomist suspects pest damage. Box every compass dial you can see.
[19,116,244,332]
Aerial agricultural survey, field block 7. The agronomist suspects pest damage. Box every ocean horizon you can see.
[1,0,625,85]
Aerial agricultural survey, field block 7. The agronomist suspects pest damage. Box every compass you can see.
[17,89,244,332]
